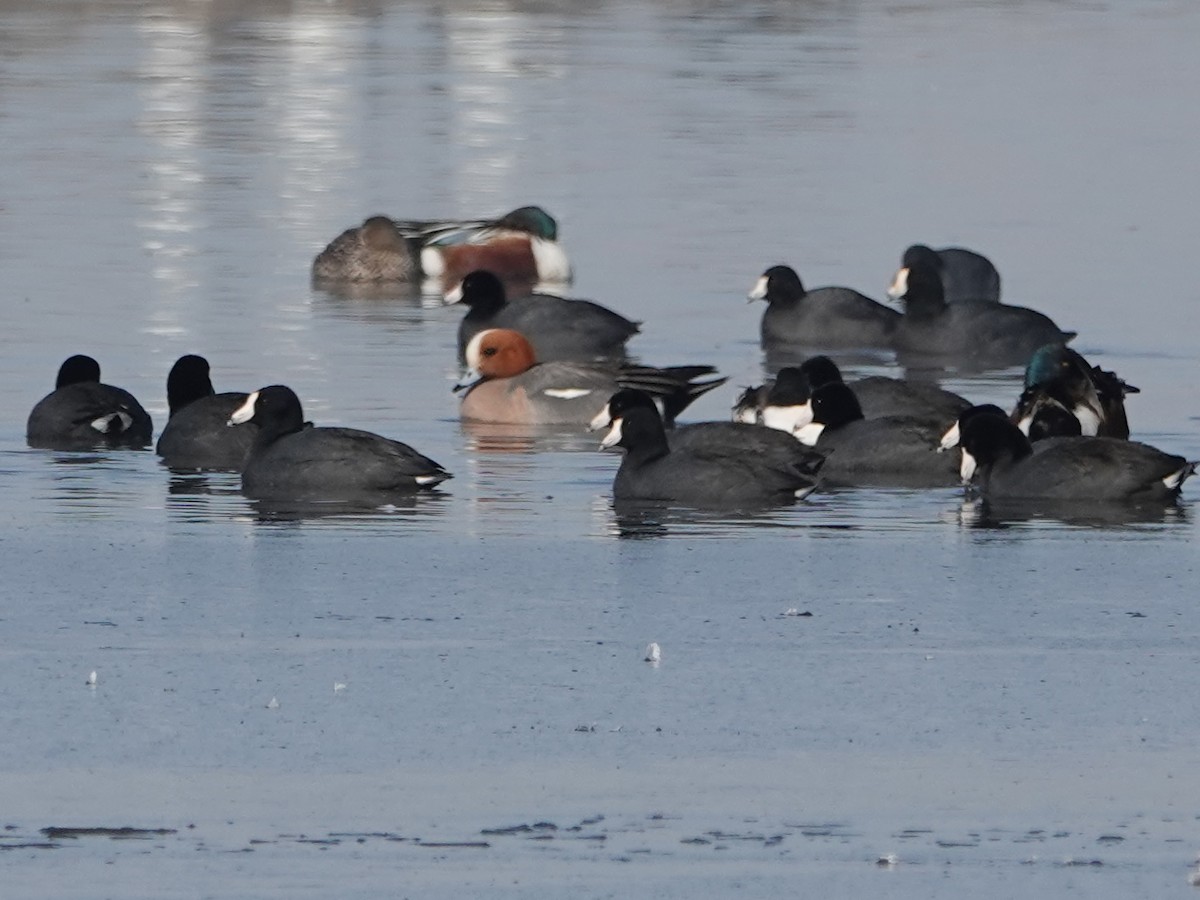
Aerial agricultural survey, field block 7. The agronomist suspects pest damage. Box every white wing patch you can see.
[543,388,592,400]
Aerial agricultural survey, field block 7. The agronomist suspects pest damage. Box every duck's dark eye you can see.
[483,347,497,357]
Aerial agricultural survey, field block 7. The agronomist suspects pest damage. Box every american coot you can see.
[228,385,451,500]
[446,270,639,363]
[889,244,1001,304]
[156,355,256,470]
[794,382,959,487]
[956,406,1193,501]
[591,388,827,465]
[312,216,422,282]
[598,401,823,505]
[455,329,726,426]
[891,263,1074,367]
[1012,344,1137,440]
[733,355,969,430]
[749,265,899,349]
[27,355,153,450]
[420,205,572,289]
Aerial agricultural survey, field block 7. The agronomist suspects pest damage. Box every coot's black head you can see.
[748,265,805,304]
[799,355,843,390]
[56,354,101,388]
[959,407,1033,471]
[166,354,216,416]
[901,244,944,273]
[939,402,1010,451]
[228,385,306,444]
[1021,393,1084,442]
[892,260,946,313]
[766,367,814,406]
[446,269,508,312]
[809,382,864,428]
[598,403,669,460]
[590,388,658,432]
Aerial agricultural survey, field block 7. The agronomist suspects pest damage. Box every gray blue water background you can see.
[2,2,1200,896]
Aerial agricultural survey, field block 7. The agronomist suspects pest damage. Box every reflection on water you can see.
[955,496,1191,532]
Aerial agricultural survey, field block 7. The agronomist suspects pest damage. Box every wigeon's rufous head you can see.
[454,329,538,392]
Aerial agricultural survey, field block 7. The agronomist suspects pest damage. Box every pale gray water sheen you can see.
[2,1,1200,897]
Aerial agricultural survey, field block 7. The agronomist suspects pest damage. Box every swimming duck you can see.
[156,355,256,470]
[312,215,422,282]
[27,355,153,450]
[890,262,1074,366]
[749,265,899,349]
[446,269,639,362]
[455,329,725,426]
[598,399,823,505]
[1012,344,1137,440]
[733,355,969,429]
[889,244,1001,304]
[420,205,572,289]
[956,406,1193,501]
[793,382,959,486]
[228,385,451,500]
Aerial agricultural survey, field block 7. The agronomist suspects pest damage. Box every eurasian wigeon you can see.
[454,329,725,426]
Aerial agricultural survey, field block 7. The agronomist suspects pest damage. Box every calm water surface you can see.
[2,1,1199,897]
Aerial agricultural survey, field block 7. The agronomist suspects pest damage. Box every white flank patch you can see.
[415,474,444,486]
[794,422,825,446]
[886,266,909,300]
[1015,413,1034,436]
[420,246,445,278]
[229,391,259,425]
[763,402,812,434]
[938,421,961,451]
[959,449,978,484]
[531,238,572,283]
[794,483,818,500]
[588,404,613,432]
[442,281,463,304]
[599,418,624,450]
[544,388,591,400]
[1073,404,1101,436]
[747,275,769,301]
